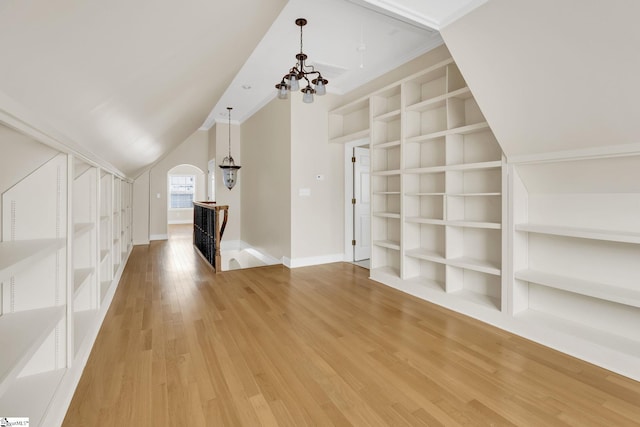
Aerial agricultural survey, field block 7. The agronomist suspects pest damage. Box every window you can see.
[169,175,195,208]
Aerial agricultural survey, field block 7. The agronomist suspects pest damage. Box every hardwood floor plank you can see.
[63,226,640,426]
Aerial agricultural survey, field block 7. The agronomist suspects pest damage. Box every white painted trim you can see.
[285,253,345,269]
[133,239,150,245]
[150,234,168,241]
[508,143,640,165]
[344,138,370,263]
[439,0,489,29]
[168,219,193,225]
[244,248,281,266]
[220,239,248,251]
[350,0,440,29]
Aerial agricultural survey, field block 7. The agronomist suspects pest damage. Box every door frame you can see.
[343,137,370,262]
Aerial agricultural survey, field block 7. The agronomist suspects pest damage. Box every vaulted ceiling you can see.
[0,0,485,178]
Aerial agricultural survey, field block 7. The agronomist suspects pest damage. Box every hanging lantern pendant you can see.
[219,107,241,190]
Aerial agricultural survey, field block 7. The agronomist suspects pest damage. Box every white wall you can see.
[240,98,291,259]
[213,122,241,242]
[132,169,150,244]
[147,129,208,239]
[441,0,640,161]
[289,92,344,264]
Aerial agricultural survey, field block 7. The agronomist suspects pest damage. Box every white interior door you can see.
[354,146,370,261]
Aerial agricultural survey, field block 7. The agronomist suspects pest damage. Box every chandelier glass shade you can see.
[219,107,241,190]
[275,18,328,104]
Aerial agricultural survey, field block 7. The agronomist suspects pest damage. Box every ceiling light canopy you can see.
[275,18,328,104]
[219,107,241,190]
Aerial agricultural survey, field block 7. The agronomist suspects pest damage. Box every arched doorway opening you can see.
[167,164,205,228]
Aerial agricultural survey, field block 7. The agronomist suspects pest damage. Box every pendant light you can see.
[275,18,328,103]
[219,107,241,190]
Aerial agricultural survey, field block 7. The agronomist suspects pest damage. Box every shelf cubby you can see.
[447,267,501,310]
[372,142,400,173]
[371,85,401,118]
[404,64,448,107]
[447,95,486,129]
[404,137,445,169]
[0,306,65,396]
[0,368,66,426]
[329,98,370,144]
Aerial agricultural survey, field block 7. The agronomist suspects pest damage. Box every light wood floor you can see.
[63,229,640,426]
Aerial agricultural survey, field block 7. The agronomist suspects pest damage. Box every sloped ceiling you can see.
[0,0,287,177]
[0,0,490,178]
[441,0,640,161]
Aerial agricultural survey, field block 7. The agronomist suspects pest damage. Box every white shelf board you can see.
[447,193,501,197]
[0,239,66,283]
[405,248,446,264]
[451,289,500,311]
[515,223,640,244]
[445,160,502,172]
[372,212,401,219]
[405,217,446,226]
[74,309,99,355]
[373,109,401,122]
[516,309,640,356]
[0,368,66,426]
[406,129,449,144]
[447,86,473,100]
[0,306,65,396]
[515,269,640,309]
[373,240,401,251]
[372,169,401,176]
[446,220,501,230]
[405,192,445,196]
[406,96,446,113]
[405,122,490,145]
[73,267,94,296]
[406,87,472,113]
[447,256,501,276]
[373,140,401,149]
[448,122,490,135]
[73,222,94,238]
[404,165,446,175]
[329,129,370,145]
[373,191,401,195]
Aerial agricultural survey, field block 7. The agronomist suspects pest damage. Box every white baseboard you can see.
[220,239,249,251]
[133,239,150,245]
[283,253,344,269]
[149,234,168,241]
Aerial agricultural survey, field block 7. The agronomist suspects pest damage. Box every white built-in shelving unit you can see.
[330,55,640,381]
[330,58,506,314]
[509,155,640,379]
[0,122,134,425]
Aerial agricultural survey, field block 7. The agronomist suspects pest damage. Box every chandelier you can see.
[275,18,328,104]
[219,107,241,190]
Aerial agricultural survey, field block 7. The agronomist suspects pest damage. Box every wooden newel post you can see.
[193,201,229,272]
